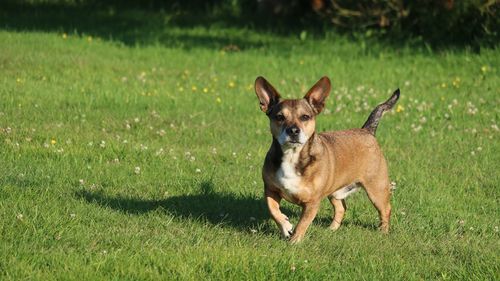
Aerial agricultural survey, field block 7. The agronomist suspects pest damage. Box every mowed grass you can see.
[0,29,499,280]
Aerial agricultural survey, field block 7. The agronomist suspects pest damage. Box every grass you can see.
[0,7,499,280]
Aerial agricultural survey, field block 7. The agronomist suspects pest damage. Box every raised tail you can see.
[362,89,400,136]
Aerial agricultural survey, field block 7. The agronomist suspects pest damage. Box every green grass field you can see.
[0,18,499,280]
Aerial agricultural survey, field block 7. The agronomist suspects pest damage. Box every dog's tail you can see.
[362,89,400,136]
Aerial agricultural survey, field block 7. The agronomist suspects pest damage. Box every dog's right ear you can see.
[255,76,280,113]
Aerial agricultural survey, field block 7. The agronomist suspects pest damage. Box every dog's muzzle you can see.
[278,125,305,146]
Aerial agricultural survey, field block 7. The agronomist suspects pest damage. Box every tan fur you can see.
[255,76,395,243]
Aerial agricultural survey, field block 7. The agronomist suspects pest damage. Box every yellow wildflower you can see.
[216,97,222,103]
[51,139,57,145]
[203,88,209,93]
[62,33,68,39]
[396,105,404,113]
[228,81,235,88]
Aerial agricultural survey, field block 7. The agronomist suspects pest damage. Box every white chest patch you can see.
[276,147,303,195]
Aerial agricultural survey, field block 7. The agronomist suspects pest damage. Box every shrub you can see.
[311,0,498,47]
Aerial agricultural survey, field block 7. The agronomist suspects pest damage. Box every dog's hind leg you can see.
[361,177,392,233]
[328,196,346,231]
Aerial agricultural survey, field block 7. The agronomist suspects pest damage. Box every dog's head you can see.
[255,76,331,147]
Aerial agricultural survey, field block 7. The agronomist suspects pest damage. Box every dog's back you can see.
[319,129,386,189]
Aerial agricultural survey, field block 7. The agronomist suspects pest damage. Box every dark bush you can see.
[238,0,498,47]
[309,0,498,47]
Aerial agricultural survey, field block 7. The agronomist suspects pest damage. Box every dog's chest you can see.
[275,148,303,197]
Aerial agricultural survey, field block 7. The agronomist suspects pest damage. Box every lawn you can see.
[0,8,499,280]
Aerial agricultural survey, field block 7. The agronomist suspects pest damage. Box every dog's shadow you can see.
[76,181,378,233]
[75,181,298,233]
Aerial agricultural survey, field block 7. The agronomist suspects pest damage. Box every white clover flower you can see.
[155,148,164,156]
[390,181,397,191]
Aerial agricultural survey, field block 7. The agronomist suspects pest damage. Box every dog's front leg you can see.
[289,201,320,244]
[265,188,293,239]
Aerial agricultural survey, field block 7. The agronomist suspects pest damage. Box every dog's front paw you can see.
[289,233,303,244]
[280,219,294,239]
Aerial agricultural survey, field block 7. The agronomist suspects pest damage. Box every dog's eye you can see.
[300,115,311,121]
[275,114,285,121]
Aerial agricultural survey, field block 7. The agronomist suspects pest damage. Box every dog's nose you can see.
[286,126,300,137]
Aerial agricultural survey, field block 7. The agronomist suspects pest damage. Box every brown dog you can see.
[254,76,399,243]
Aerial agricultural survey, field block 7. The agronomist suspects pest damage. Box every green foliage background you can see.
[4,0,497,47]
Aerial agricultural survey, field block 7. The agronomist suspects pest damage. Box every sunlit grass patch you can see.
[0,30,498,280]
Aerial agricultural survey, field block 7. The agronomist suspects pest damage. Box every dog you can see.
[254,76,400,243]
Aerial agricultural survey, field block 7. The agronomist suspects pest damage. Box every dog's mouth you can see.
[277,130,307,147]
[283,139,303,147]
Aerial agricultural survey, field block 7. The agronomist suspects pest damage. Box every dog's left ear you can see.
[304,76,331,114]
